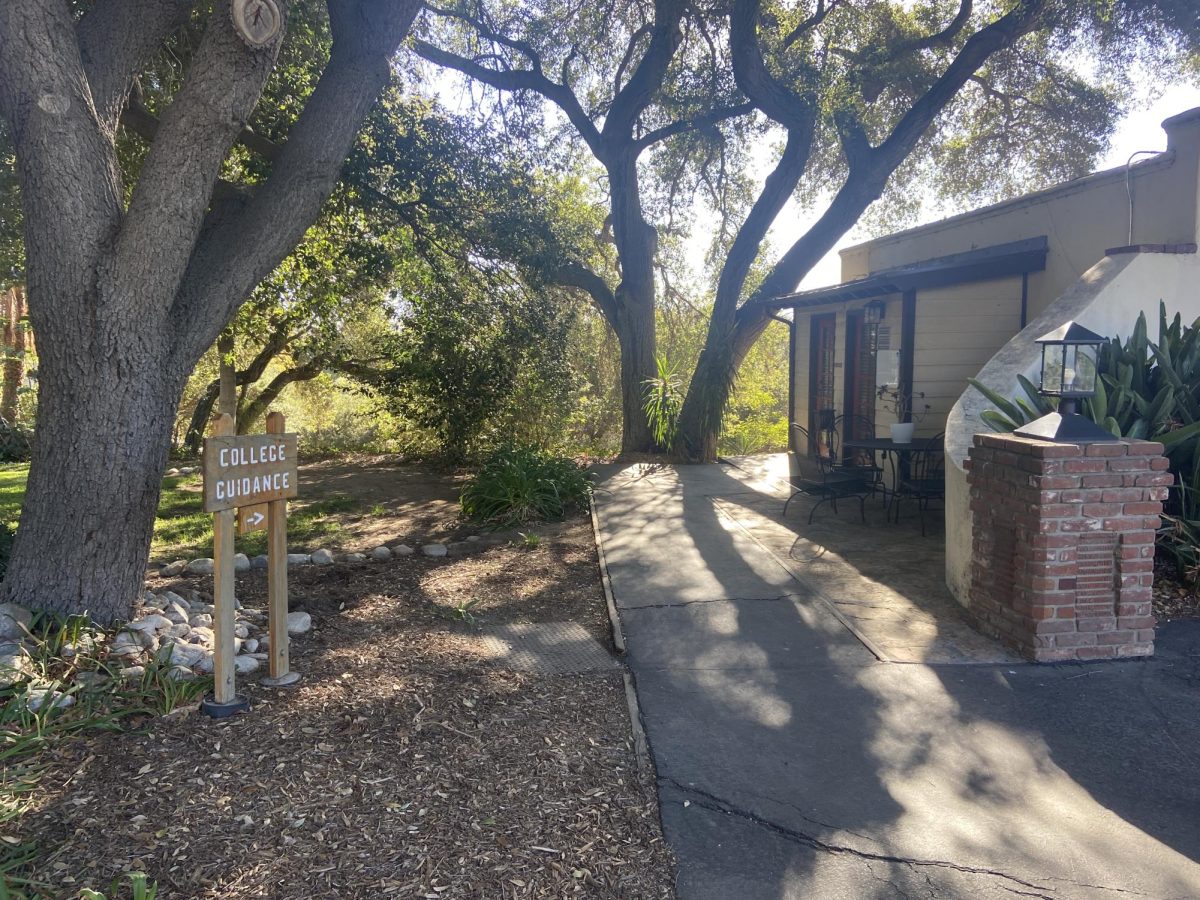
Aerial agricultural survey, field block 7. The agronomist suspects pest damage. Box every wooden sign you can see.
[237,503,268,534]
[200,412,299,720]
[202,432,298,512]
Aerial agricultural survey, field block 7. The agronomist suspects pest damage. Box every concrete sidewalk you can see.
[594,460,1200,899]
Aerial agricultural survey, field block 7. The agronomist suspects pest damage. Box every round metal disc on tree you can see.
[231,0,283,48]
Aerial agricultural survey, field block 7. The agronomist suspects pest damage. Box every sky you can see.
[787,83,1200,291]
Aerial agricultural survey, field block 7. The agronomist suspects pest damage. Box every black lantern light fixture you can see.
[1014,321,1117,444]
[863,299,887,326]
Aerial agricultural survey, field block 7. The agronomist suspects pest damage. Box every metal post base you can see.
[199,693,251,718]
[260,671,302,687]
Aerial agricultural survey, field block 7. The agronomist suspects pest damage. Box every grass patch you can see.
[0,465,364,560]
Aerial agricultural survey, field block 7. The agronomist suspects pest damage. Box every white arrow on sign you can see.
[247,511,265,527]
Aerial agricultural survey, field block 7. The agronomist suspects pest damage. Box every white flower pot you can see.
[890,422,915,444]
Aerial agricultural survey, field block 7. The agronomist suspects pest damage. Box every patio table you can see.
[843,436,944,522]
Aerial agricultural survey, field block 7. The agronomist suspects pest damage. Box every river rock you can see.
[242,637,259,654]
[128,614,173,635]
[158,641,206,669]
[159,560,188,578]
[286,611,311,635]
[234,655,260,675]
[369,545,392,560]
[390,544,414,556]
[311,548,335,566]
[421,543,448,558]
[185,558,215,576]
[0,645,29,686]
[251,554,269,570]
[342,553,366,563]
[165,468,180,477]
[189,613,213,629]
[0,604,31,642]
[27,689,74,712]
[233,553,251,574]
[287,553,311,567]
[187,627,215,646]
[119,665,146,681]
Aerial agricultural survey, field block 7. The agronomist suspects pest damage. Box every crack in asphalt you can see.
[659,778,1153,898]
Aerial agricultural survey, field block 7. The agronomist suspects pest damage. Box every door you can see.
[842,310,878,451]
[808,314,837,457]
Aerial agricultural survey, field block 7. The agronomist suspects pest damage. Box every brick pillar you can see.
[966,433,1171,662]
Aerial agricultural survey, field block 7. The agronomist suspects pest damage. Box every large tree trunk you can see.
[607,152,659,456]
[3,327,185,622]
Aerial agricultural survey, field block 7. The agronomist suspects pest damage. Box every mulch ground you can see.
[18,514,675,898]
[1153,559,1200,622]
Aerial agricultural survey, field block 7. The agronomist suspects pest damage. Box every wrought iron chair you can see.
[889,432,945,536]
[784,423,872,524]
[833,413,887,500]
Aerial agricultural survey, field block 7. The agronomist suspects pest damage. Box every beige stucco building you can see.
[783,105,1200,607]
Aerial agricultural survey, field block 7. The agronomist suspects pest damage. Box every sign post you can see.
[261,412,300,687]
[199,412,300,717]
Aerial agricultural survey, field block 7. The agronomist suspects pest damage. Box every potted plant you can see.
[877,384,930,443]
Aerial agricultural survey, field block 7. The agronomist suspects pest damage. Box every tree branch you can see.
[106,2,284,327]
[602,0,686,141]
[413,38,604,156]
[633,102,755,151]
[76,0,194,133]
[172,0,421,364]
[730,0,814,131]
[546,261,619,327]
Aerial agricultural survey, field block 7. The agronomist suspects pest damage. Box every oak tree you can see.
[0,0,419,621]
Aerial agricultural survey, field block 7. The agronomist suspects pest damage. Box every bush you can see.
[460,445,594,526]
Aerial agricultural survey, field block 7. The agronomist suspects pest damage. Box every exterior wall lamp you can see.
[863,299,887,326]
[1014,322,1117,443]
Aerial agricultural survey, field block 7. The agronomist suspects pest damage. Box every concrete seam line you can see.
[622,671,653,779]
[589,499,626,654]
[709,497,892,664]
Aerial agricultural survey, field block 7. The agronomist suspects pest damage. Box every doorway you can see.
[842,310,878,446]
[808,313,837,456]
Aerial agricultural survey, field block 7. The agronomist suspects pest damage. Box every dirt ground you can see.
[17,466,675,898]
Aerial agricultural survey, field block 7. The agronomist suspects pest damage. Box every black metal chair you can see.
[833,413,887,500]
[889,432,945,536]
[785,423,872,524]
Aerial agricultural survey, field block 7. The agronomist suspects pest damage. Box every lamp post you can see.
[1014,322,1117,444]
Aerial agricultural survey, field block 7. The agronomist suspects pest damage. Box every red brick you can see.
[1135,473,1174,486]
[1118,616,1155,630]
[1150,457,1170,471]
[1029,442,1082,459]
[1076,617,1117,633]
[1032,648,1080,662]
[1063,459,1108,474]
[1035,475,1081,489]
[1060,519,1103,533]
[1135,629,1156,643]
[1054,606,1076,619]
[1081,474,1124,488]
[1107,457,1151,471]
[1102,517,1148,531]
[1033,619,1077,634]
[1096,630,1138,646]
[1085,443,1127,457]
[1100,488,1146,502]
[1055,632,1098,648]
[1081,503,1123,516]
[1121,501,1162,515]
[1125,441,1165,455]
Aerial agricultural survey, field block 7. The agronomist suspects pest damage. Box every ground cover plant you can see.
[460,445,596,527]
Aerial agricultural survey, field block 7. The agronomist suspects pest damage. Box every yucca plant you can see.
[641,354,684,449]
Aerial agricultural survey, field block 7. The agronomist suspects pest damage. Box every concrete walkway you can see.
[594,459,1200,899]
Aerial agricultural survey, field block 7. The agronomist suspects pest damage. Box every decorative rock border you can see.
[154,529,535,579]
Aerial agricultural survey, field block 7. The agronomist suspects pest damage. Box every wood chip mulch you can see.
[1153,559,1200,622]
[18,517,676,898]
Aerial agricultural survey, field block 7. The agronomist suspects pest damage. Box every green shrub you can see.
[460,445,594,526]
